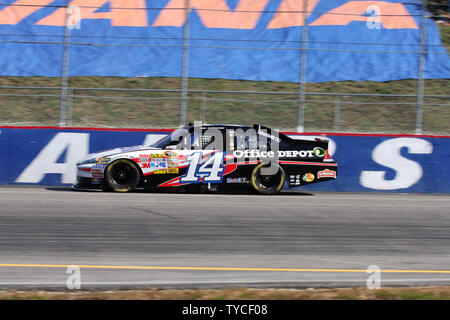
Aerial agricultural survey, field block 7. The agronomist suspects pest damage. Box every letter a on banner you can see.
[16,133,89,184]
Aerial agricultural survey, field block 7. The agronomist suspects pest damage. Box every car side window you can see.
[199,134,215,150]
[257,134,273,151]
[198,128,228,150]
[278,139,292,150]
[172,130,194,150]
[234,134,258,150]
[177,128,221,150]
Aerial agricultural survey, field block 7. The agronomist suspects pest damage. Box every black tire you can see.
[104,159,141,192]
[250,162,286,195]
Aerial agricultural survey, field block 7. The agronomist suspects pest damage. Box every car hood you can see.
[76,145,161,165]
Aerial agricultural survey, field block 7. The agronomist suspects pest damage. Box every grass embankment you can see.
[1,286,450,300]
[0,26,448,133]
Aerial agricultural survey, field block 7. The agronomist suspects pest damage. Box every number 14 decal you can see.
[180,152,225,183]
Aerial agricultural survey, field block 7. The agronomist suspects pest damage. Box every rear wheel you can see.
[250,163,286,195]
[105,159,141,192]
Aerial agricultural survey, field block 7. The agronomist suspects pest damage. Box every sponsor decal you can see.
[164,151,177,158]
[289,174,301,186]
[257,130,281,143]
[233,149,316,158]
[91,164,107,178]
[141,158,167,169]
[318,169,337,179]
[138,154,152,162]
[153,169,167,174]
[180,152,225,183]
[313,147,325,157]
[302,173,315,182]
[96,157,111,164]
[153,160,167,169]
[150,153,164,158]
[167,168,179,174]
[167,160,178,168]
[228,130,235,150]
[226,177,249,184]
[91,178,101,185]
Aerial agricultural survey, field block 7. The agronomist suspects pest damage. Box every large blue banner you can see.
[1,127,449,193]
[0,0,449,82]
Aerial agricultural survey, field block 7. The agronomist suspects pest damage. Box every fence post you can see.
[200,91,206,123]
[67,88,74,126]
[59,2,71,127]
[297,0,309,133]
[180,0,191,127]
[333,95,341,132]
[416,0,428,135]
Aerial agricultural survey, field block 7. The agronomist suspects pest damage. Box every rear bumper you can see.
[285,162,338,187]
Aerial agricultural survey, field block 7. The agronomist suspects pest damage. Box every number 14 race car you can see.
[73,124,337,195]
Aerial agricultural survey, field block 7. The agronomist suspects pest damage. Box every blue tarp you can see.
[0,0,449,82]
[1,127,449,193]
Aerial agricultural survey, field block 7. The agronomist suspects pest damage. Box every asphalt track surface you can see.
[0,187,449,290]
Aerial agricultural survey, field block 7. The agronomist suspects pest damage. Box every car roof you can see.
[183,123,293,141]
[186,123,253,130]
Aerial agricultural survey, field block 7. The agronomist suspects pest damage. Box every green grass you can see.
[2,286,450,300]
[440,24,450,51]
[0,26,448,133]
[374,290,446,300]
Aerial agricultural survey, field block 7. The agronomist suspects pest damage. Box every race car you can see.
[73,124,337,194]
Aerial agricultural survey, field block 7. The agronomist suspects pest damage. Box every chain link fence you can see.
[1,86,448,134]
[0,0,449,134]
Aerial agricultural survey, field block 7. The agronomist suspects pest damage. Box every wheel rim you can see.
[255,168,282,190]
[110,163,138,187]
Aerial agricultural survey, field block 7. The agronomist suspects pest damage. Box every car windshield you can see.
[151,128,190,149]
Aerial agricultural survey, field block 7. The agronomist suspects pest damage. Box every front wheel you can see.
[250,163,286,195]
[104,159,141,192]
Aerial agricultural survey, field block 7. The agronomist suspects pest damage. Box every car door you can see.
[175,127,226,184]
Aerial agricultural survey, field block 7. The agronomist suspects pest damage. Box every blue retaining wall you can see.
[0,127,448,193]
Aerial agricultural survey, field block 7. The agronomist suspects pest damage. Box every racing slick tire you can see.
[104,159,141,192]
[250,162,286,195]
